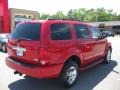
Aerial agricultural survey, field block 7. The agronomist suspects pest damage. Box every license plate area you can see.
[16,50,23,56]
[12,46,26,56]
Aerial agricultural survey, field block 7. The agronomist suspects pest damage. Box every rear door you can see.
[47,22,74,64]
[90,27,106,59]
[7,23,42,64]
[74,24,94,65]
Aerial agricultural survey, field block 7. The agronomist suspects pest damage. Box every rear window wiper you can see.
[16,38,32,42]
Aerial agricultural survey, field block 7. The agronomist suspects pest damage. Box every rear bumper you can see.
[6,57,63,79]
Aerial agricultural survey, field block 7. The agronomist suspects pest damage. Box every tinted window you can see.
[90,27,101,38]
[74,24,90,39]
[10,23,41,41]
[51,23,72,40]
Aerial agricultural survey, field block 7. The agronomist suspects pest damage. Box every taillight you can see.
[39,48,49,66]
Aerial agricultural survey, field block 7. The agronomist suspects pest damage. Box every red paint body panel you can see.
[0,0,9,33]
[6,57,64,78]
[7,40,41,64]
[6,20,111,79]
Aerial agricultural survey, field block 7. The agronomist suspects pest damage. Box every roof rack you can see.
[46,18,82,22]
[46,18,66,20]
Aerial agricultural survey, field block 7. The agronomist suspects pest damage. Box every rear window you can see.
[51,23,72,40]
[10,23,42,41]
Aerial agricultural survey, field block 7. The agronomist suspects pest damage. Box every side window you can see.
[90,27,101,38]
[74,24,90,39]
[51,23,72,40]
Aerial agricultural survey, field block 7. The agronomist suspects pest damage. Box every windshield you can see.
[10,23,42,41]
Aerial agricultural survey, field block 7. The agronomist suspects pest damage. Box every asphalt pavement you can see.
[0,36,120,90]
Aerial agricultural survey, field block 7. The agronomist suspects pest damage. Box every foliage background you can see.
[39,8,120,22]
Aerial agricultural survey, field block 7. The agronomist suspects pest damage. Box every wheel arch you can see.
[59,55,81,79]
[64,55,81,67]
[107,42,112,53]
[104,42,112,56]
[59,55,81,76]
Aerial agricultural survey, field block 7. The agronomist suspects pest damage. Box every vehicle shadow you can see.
[8,60,117,90]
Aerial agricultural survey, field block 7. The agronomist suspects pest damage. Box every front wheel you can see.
[60,61,79,88]
[103,48,112,64]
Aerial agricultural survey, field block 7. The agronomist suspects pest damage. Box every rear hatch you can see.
[7,23,42,65]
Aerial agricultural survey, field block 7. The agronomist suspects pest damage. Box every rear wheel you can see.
[103,48,112,64]
[60,61,79,88]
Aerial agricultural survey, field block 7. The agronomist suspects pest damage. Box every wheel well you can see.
[109,46,112,50]
[59,55,81,78]
[64,55,81,67]
[107,46,112,52]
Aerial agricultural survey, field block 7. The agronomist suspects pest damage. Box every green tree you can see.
[116,15,120,20]
[39,8,119,22]
[51,11,66,19]
[40,14,50,20]
[67,8,87,21]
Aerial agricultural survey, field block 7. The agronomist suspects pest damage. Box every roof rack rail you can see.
[46,18,82,22]
[46,18,65,20]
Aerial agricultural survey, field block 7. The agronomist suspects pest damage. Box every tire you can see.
[2,44,7,53]
[60,61,79,88]
[103,48,112,64]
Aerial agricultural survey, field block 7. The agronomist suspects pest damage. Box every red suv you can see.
[6,19,112,88]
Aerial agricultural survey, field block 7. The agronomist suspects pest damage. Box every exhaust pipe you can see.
[14,71,23,76]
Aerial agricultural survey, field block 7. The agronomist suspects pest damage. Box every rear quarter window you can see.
[51,23,72,40]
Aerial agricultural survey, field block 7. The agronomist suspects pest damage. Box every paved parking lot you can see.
[0,36,120,90]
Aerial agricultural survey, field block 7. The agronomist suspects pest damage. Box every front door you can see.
[90,27,106,59]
